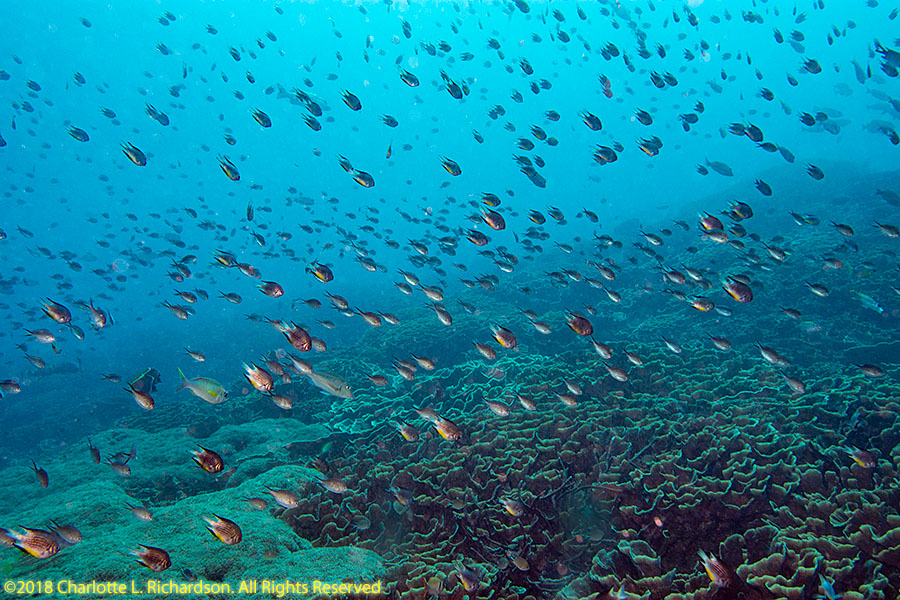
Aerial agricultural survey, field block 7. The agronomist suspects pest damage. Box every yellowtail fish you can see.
[203,515,242,545]
[306,371,353,399]
[433,417,461,441]
[392,420,419,442]
[11,528,59,559]
[177,368,227,404]
[845,446,875,468]
[500,498,525,517]
[698,550,732,587]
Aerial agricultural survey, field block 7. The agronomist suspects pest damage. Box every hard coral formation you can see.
[0,420,383,599]
[2,332,898,600]
[296,338,899,600]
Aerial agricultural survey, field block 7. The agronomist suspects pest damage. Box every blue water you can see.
[1,0,899,595]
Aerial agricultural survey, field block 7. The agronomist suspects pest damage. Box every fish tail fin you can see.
[176,368,188,391]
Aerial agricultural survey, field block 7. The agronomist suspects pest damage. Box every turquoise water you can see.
[1,1,899,599]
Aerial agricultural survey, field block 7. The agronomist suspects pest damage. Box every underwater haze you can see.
[1,0,900,598]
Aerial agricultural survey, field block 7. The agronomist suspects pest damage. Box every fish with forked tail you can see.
[306,371,353,399]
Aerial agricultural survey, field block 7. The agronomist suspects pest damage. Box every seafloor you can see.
[1,171,899,599]
[1,308,897,599]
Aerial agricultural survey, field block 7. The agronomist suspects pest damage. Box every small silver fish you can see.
[306,371,353,399]
[852,290,884,314]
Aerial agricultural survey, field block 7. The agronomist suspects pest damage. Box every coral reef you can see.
[2,302,898,600]
[0,420,384,599]
[285,337,899,600]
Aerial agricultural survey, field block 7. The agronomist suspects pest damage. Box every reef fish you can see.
[307,371,353,399]
[177,368,228,404]
[10,528,59,559]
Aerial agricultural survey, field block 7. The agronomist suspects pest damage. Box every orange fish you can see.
[11,528,59,559]
[433,417,461,442]
[481,208,506,231]
[132,545,171,572]
[203,515,242,545]
[124,383,154,410]
[191,446,224,474]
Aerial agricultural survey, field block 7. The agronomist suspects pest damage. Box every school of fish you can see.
[0,0,898,596]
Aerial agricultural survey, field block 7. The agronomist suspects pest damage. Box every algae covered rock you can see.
[0,422,384,600]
